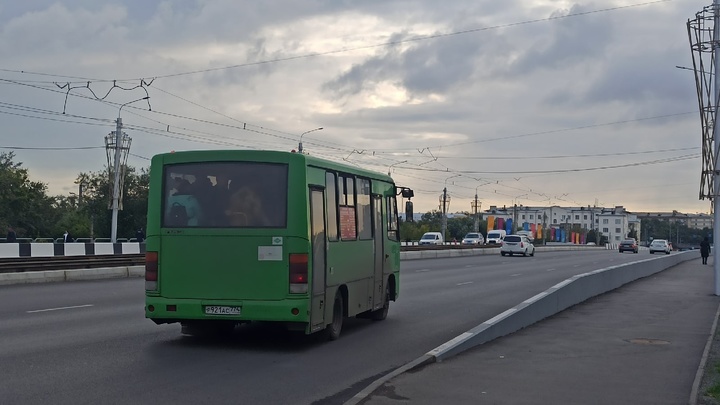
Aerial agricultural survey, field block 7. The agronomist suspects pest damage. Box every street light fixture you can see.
[388,160,408,176]
[298,127,323,153]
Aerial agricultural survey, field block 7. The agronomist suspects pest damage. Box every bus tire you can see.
[326,292,344,341]
[371,286,390,321]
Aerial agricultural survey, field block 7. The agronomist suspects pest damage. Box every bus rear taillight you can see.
[145,251,158,291]
[289,253,308,294]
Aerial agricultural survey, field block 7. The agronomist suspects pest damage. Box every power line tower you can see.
[688,2,720,295]
[105,117,132,243]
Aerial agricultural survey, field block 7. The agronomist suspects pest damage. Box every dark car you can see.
[619,239,638,253]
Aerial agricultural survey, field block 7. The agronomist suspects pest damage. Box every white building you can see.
[483,205,640,242]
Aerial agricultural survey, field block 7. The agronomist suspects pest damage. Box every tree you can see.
[447,213,475,241]
[0,152,56,238]
[72,165,149,239]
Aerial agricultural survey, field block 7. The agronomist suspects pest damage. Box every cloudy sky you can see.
[0,0,712,215]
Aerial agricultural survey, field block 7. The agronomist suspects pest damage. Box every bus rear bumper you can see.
[145,296,310,324]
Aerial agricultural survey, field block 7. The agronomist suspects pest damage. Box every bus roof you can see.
[152,149,395,183]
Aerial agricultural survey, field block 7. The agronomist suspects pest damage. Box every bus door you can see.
[372,194,385,310]
[309,188,327,331]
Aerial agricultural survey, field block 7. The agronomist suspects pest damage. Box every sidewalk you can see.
[357,258,720,405]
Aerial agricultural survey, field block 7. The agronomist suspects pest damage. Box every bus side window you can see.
[326,172,339,241]
[386,195,399,241]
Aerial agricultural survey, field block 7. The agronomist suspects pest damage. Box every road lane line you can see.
[546,268,556,272]
[456,281,474,286]
[416,269,430,273]
[27,304,94,314]
[510,273,522,277]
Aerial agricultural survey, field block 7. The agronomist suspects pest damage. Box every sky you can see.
[0,0,713,215]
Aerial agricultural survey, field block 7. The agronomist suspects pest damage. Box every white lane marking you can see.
[510,273,522,277]
[416,269,431,273]
[546,268,556,272]
[456,281,474,286]
[465,265,473,268]
[27,304,94,314]
[573,264,580,268]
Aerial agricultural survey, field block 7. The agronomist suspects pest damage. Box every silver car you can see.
[500,235,535,257]
[461,232,485,245]
[649,239,671,254]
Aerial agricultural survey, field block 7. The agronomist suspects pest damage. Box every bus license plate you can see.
[204,306,241,315]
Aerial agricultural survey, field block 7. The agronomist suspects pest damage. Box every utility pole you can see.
[471,192,481,232]
[441,187,448,242]
[110,117,123,243]
[107,97,143,243]
[714,0,720,295]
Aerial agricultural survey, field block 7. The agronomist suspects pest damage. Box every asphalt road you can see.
[0,249,649,404]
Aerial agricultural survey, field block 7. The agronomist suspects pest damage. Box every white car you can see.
[418,232,444,245]
[649,239,671,255]
[461,232,485,245]
[500,235,535,257]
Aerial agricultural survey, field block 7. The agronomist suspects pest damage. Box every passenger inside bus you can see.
[165,177,205,226]
[224,186,270,227]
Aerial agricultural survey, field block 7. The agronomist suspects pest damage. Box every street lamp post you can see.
[298,127,323,153]
[471,186,482,232]
[511,194,527,233]
[441,174,461,242]
[110,97,147,243]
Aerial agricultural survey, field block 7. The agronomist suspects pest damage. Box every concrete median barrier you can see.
[0,265,146,286]
[425,251,694,361]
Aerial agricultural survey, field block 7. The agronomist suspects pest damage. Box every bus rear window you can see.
[162,162,288,228]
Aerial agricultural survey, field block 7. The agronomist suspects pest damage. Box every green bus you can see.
[144,149,411,339]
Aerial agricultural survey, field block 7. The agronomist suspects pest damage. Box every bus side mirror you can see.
[401,189,414,199]
[405,201,414,222]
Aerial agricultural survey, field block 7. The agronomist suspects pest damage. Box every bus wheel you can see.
[371,286,390,321]
[326,292,344,341]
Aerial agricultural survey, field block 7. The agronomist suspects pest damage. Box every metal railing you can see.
[0,254,144,273]
[0,238,144,243]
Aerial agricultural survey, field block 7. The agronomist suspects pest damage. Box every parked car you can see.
[619,239,638,253]
[500,235,535,257]
[418,232,444,245]
[648,239,671,255]
[461,232,485,245]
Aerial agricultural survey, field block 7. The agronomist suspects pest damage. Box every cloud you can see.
[0,0,710,216]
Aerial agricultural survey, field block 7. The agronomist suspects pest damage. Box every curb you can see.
[690,299,720,405]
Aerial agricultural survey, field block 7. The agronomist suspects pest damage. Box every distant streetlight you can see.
[298,127,323,153]
[388,160,407,176]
